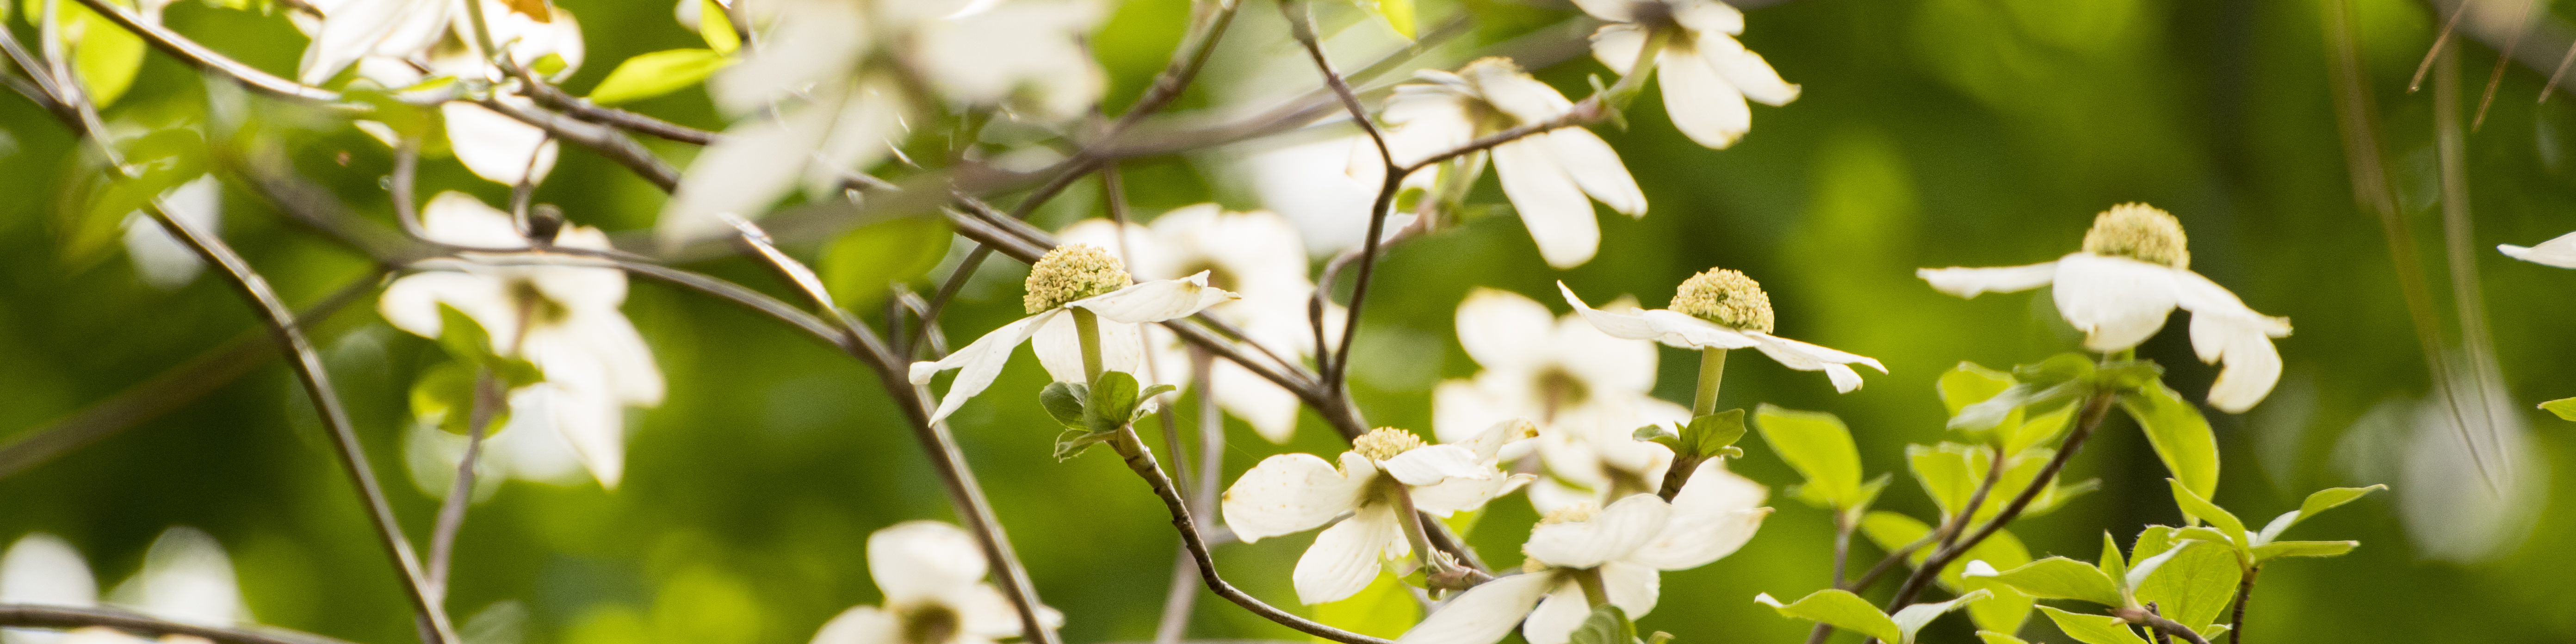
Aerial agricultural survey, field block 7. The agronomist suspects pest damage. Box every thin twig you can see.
[68,0,341,102]
[2114,607,2216,644]
[1882,391,2117,611]
[0,604,361,644]
[427,372,499,602]
[2228,565,2259,644]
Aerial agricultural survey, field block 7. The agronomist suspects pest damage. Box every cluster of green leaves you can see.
[410,304,547,436]
[1756,587,1989,644]
[1037,370,1172,460]
[586,0,741,105]
[1566,605,1672,644]
[1635,407,1747,491]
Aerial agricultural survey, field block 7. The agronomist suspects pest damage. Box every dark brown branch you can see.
[2228,565,2260,644]
[474,98,681,192]
[2113,607,2216,644]
[68,0,341,102]
[0,605,362,644]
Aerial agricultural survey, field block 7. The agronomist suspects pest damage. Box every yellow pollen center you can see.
[2080,203,2191,269]
[1024,244,1134,313]
[1670,268,1775,332]
[1539,503,1600,526]
[1352,427,1427,461]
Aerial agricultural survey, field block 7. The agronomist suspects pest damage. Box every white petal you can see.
[1599,560,1661,616]
[1523,495,1672,569]
[2498,230,2576,267]
[2051,253,2180,352]
[1293,504,1404,605]
[133,527,240,626]
[119,175,223,290]
[1213,359,1303,443]
[2193,315,2283,413]
[1540,129,1646,217]
[710,0,865,115]
[910,311,1058,424]
[1745,332,1886,392]
[1697,32,1798,106]
[1492,140,1601,268]
[1459,419,1540,463]
[1916,262,2059,298]
[1590,25,1647,76]
[868,521,989,604]
[1395,573,1558,644]
[529,362,628,489]
[1550,311,1660,399]
[1653,43,1750,149]
[1031,315,1144,384]
[443,99,559,186]
[1381,445,1492,486]
[806,80,908,196]
[1455,288,1558,375]
[809,605,898,644]
[1671,0,1745,35]
[657,99,836,248]
[1627,485,1768,568]
[1071,273,1241,324]
[1519,582,1591,644]
[298,0,446,84]
[1434,378,1524,445]
[953,582,1055,638]
[1220,452,1376,541]
[378,272,519,349]
[1411,473,1533,516]
[1558,282,1758,350]
[420,191,528,248]
[2170,270,2293,339]
[1,534,96,607]
[1463,62,1575,124]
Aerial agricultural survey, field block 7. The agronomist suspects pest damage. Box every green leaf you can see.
[44,1,145,107]
[1313,570,1420,640]
[529,52,569,76]
[2000,402,2076,459]
[435,304,501,360]
[1130,384,1178,423]
[1085,371,1142,434]
[2131,540,2241,632]
[2290,485,2385,530]
[1753,589,1900,644]
[822,216,953,310]
[2017,353,2099,385]
[1680,409,1748,458]
[2120,382,2220,501]
[2096,532,2129,594]
[1859,511,1933,562]
[2251,540,2359,561]
[587,49,735,105]
[1753,404,1864,509]
[409,360,482,435]
[1988,557,2123,607]
[2543,397,2576,421]
[2130,526,2180,564]
[1938,362,2017,417]
[2172,526,2234,547]
[1907,443,1982,520]
[1975,632,2033,644]
[1038,382,1087,430]
[2037,607,2148,644]
[2166,478,2245,539]
[1888,589,1992,644]
[696,0,740,55]
[1566,605,1637,644]
[2090,359,2166,392]
[1051,428,1114,461]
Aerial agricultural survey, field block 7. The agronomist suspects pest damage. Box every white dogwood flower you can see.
[379,192,665,489]
[1222,424,1535,605]
[1396,461,1769,644]
[1578,0,1797,149]
[118,175,223,291]
[1433,288,1682,444]
[1916,203,2292,412]
[1381,57,1646,269]
[1057,205,1339,442]
[1559,270,1886,392]
[1527,409,1679,514]
[910,245,1238,424]
[2499,230,2576,267]
[809,521,1063,644]
[2,527,250,644]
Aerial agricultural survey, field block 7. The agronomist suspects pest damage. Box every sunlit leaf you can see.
[821,216,952,309]
[2120,382,2220,501]
[2131,540,2240,631]
[1754,404,1864,509]
[1988,557,2122,607]
[697,0,740,55]
[2166,478,2245,538]
[1754,589,1900,644]
[588,49,734,105]
[2543,397,2576,421]
[2037,607,2147,644]
[1315,570,1420,641]
[2251,540,2359,561]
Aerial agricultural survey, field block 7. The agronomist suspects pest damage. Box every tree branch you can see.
[1883,390,2118,610]
[0,605,362,644]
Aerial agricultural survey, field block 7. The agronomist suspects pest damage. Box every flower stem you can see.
[1604,27,1672,109]
[1074,308,1105,383]
[1691,347,1729,417]
[2229,565,2260,644]
[1389,480,1440,573]
[1573,568,1610,608]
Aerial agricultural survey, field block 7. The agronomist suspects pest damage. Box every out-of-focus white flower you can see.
[1917,203,2291,412]
[1433,288,1680,444]
[1378,57,1646,269]
[909,245,1238,424]
[1057,205,1338,442]
[1,528,251,644]
[1578,0,1797,149]
[1394,461,1768,644]
[443,96,561,187]
[118,175,223,291]
[379,192,664,489]
[427,0,587,83]
[808,521,1063,644]
[909,0,1104,123]
[1560,271,1885,393]
[1526,409,1678,514]
[1221,424,1535,605]
[2498,230,2576,267]
[1243,136,1381,257]
[295,0,450,85]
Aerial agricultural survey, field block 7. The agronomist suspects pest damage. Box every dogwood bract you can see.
[809,521,1062,644]
[1433,288,1682,444]
[1559,270,1886,392]
[1396,460,1770,644]
[1916,203,2292,412]
[909,244,1238,424]
[1529,413,1678,513]
[1220,424,1535,605]
[1381,57,1646,269]
[1579,0,1799,149]
[2499,230,2576,267]
[1,527,250,642]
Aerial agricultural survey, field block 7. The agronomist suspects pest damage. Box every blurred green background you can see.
[1,0,2571,642]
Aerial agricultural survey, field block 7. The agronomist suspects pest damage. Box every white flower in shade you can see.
[1578,0,1797,149]
[1057,205,1340,443]
[2,527,250,644]
[379,192,665,489]
[1395,460,1769,644]
[118,175,223,291]
[1433,288,1683,444]
[1379,57,1646,269]
[909,245,1239,424]
[808,521,1063,644]
[1526,409,1680,514]
[1559,271,1886,392]
[293,0,450,85]
[909,0,1104,123]
[1221,424,1536,605]
[444,96,562,187]
[2499,230,2576,267]
[1916,203,2292,412]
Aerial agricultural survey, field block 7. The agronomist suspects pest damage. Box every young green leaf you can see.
[1753,404,1865,509]
[1975,632,2033,644]
[2293,484,2385,527]
[2037,607,2148,644]
[2121,383,2220,501]
[64,6,145,106]
[1988,557,2123,607]
[2130,541,2241,632]
[2096,532,2129,593]
[1085,371,1142,433]
[2166,478,2246,539]
[2251,540,2359,561]
[1938,361,2017,417]
[696,0,741,55]
[1907,443,1980,518]
[1753,589,1901,644]
[822,216,953,309]
[1051,428,1114,461]
[588,49,735,105]
[1888,589,1993,644]
[1566,604,1638,644]
[2544,397,2576,421]
[1316,570,1421,638]
[2000,402,2076,459]
[1038,382,1087,429]
[410,361,488,435]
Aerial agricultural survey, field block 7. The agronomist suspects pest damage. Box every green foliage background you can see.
[0,0,2571,642]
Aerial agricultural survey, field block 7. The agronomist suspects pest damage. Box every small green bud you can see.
[1352,427,1428,461]
[2080,203,2191,269]
[1024,244,1133,313]
[1670,268,1775,332]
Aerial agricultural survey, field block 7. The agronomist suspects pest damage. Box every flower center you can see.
[1352,427,1427,461]
[1533,366,1591,421]
[1024,244,1134,313]
[1670,268,1774,332]
[1538,503,1600,526]
[897,601,962,644]
[2080,203,2191,269]
[506,279,572,333]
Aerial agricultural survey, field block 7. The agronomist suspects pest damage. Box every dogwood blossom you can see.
[2499,230,2576,267]
[1559,271,1885,392]
[118,175,223,291]
[379,192,665,488]
[1381,57,1646,269]
[1395,460,1769,644]
[1527,411,1678,513]
[293,0,583,187]
[1,528,249,644]
[1433,288,1682,444]
[1220,424,1535,604]
[1057,205,1339,442]
[1916,203,2291,412]
[1578,0,1798,149]
[910,244,1238,424]
[809,521,1063,644]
